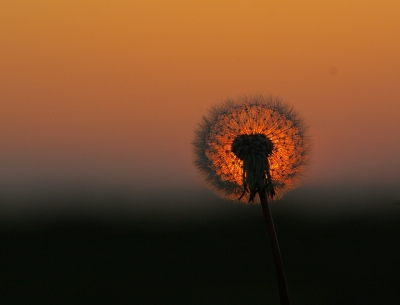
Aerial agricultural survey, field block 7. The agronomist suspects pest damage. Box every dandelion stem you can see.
[259,190,290,305]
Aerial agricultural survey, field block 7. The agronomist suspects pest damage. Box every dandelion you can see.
[193,94,310,305]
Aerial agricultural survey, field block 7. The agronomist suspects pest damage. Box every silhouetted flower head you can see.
[193,94,310,203]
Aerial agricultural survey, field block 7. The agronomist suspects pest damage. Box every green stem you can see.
[259,190,290,305]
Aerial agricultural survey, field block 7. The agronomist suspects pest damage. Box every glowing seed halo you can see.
[193,94,310,203]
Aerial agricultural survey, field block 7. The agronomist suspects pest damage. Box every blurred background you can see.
[1,1,399,304]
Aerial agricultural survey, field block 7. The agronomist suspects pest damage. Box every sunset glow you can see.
[1,1,399,209]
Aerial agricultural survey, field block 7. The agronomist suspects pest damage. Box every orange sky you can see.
[1,1,400,200]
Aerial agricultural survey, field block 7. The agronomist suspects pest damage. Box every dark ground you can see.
[1,200,399,305]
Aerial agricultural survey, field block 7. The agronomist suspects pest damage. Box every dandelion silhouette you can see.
[193,94,310,305]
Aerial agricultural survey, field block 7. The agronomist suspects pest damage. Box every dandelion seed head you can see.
[193,94,310,203]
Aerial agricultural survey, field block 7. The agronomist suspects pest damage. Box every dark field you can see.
[1,198,399,305]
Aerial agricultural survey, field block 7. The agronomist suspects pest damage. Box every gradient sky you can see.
[1,1,400,213]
